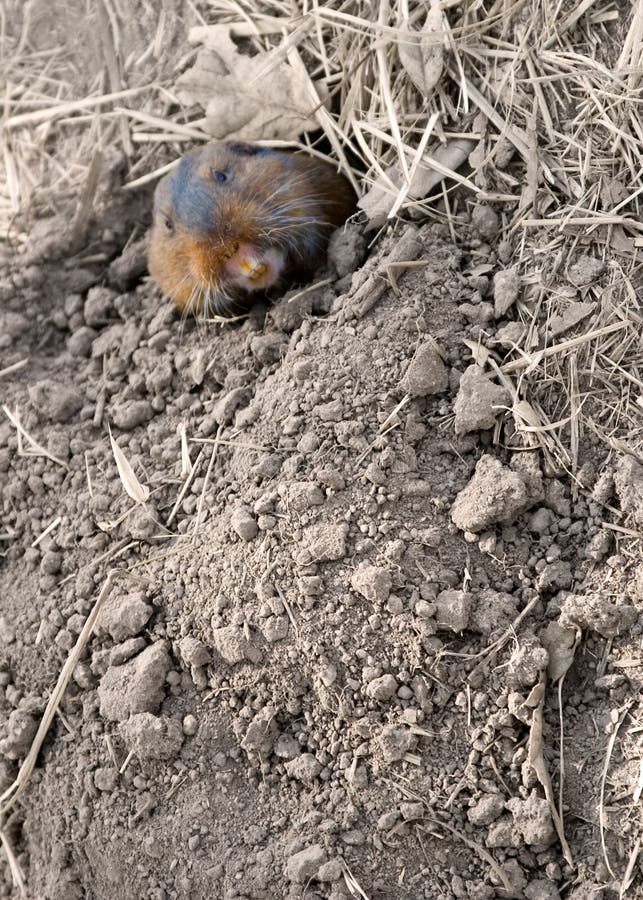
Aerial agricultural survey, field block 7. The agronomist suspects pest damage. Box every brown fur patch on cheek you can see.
[187,242,223,287]
[148,233,198,310]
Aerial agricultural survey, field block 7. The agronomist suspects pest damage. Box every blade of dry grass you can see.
[4,85,153,129]
[0,359,29,379]
[2,405,69,469]
[0,570,124,818]
[108,426,150,504]
[599,701,635,880]
[0,830,26,898]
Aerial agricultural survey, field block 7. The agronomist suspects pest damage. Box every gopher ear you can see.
[226,142,270,157]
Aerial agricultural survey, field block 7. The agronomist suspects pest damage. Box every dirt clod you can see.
[120,712,185,760]
[303,522,348,561]
[559,593,639,638]
[567,254,605,286]
[467,793,505,826]
[284,753,322,782]
[96,589,153,642]
[230,506,258,541]
[401,341,449,397]
[98,642,171,721]
[111,400,154,430]
[28,380,83,423]
[453,365,509,434]
[435,589,472,632]
[471,203,499,239]
[451,455,529,532]
[0,706,39,760]
[350,563,392,604]
[212,625,262,664]
[286,845,327,883]
[506,791,557,851]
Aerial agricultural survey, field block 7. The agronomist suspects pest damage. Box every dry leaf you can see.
[523,681,546,709]
[462,339,491,367]
[108,426,149,505]
[549,300,597,338]
[540,621,578,682]
[398,0,444,96]
[175,26,325,142]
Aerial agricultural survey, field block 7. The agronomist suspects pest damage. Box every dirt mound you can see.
[1,200,642,900]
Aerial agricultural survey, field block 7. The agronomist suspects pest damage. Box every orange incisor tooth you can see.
[240,257,267,280]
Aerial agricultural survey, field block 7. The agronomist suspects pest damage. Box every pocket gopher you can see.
[148,141,356,315]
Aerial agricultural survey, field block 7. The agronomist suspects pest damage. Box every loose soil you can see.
[1,192,642,900]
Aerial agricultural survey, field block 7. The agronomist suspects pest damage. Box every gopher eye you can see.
[163,216,174,232]
[211,169,228,183]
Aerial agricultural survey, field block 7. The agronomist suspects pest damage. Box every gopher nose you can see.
[189,240,239,283]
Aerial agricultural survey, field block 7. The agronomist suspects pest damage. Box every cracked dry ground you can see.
[1,217,642,900]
